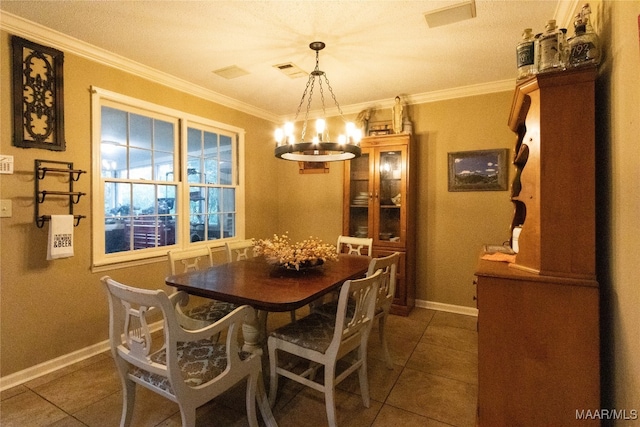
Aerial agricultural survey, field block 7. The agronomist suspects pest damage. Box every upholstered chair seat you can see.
[130,339,253,394]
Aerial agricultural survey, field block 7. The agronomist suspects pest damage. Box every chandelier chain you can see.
[302,78,315,141]
[323,74,344,118]
[319,79,327,117]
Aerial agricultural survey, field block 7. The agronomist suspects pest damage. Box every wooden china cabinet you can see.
[475,66,600,425]
[343,133,415,315]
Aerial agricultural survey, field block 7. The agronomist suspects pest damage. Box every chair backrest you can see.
[336,235,373,256]
[167,247,213,275]
[101,276,183,385]
[366,252,400,311]
[101,275,251,400]
[225,239,255,262]
[330,269,381,353]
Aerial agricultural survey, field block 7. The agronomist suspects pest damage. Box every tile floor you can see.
[1,308,478,427]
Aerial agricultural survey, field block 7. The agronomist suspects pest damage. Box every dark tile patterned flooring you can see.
[1,308,477,427]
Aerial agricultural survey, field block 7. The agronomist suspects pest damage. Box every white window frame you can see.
[91,86,245,269]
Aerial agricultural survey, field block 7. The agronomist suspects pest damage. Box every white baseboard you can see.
[416,299,478,317]
[0,321,163,392]
[2,302,476,391]
[0,340,111,392]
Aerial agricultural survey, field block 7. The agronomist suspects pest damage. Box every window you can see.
[91,87,244,267]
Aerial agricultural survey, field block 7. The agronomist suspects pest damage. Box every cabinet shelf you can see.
[513,144,530,165]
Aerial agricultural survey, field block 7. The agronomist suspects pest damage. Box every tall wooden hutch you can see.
[475,66,600,425]
[343,133,415,315]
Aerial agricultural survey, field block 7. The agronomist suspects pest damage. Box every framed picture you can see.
[12,36,65,151]
[298,161,329,174]
[448,149,509,192]
[368,120,392,136]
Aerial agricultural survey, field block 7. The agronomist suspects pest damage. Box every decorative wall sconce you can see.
[12,36,66,151]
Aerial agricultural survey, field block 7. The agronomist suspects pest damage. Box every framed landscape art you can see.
[448,149,508,192]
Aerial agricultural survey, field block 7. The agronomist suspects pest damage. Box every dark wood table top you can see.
[165,254,370,312]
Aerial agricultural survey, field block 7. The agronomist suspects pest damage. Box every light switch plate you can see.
[0,200,12,218]
[0,155,14,174]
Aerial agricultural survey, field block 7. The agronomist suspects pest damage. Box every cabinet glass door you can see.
[347,150,371,238]
[375,149,404,246]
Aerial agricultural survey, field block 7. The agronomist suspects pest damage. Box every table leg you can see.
[242,309,267,354]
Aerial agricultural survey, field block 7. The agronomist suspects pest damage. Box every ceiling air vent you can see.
[273,62,308,79]
[424,0,476,28]
[212,65,250,79]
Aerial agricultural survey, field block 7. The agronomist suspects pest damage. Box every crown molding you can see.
[290,78,515,121]
[2,11,518,124]
[555,0,581,29]
[0,12,281,123]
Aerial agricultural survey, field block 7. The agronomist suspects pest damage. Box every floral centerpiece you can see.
[254,233,338,271]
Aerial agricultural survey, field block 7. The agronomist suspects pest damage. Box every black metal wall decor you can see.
[12,36,65,151]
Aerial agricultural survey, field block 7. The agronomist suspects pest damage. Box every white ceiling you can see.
[1,1,574,121]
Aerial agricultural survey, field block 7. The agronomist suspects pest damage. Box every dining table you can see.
[165,253,371,353]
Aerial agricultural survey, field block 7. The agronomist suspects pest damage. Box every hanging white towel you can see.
[47,215,74,260]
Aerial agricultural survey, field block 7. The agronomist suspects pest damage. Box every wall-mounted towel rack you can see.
[35,160,86,228]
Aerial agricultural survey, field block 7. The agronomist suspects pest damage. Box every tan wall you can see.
[410,94,514,305]
[274,114,346,244]
[599,0,640,418]
[0,30,278,376]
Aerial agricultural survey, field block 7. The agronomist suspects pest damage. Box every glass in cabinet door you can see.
[377,150,402,244]
[348,151,371,238]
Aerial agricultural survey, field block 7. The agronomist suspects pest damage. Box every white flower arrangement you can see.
[254,233,338,271]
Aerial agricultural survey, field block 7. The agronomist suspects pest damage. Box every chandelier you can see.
[274,41,362,162]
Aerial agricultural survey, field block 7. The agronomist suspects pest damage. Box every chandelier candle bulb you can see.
[275,128,284,145]
[346,122,355,135]
[316,119,326,139]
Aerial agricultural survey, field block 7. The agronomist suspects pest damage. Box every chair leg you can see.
[255,370,278,427]
[245,374,259,427]
[119,377,136,427]
[290,309,296,322]
[378,313,394,369]
[178,405,196,427]
[324,363,338,427]
[268,339,279,408]
[358,345,371,408]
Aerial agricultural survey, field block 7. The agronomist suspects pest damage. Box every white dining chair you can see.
[167,247,237,330]
[366,252,400,368]
[267,270,382,427]
[310,235,373,311]
[313,252,400,369]
[101,276,276,427]
[226,239,297,323]
[336,235,373,256]
[225,239,256,262]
